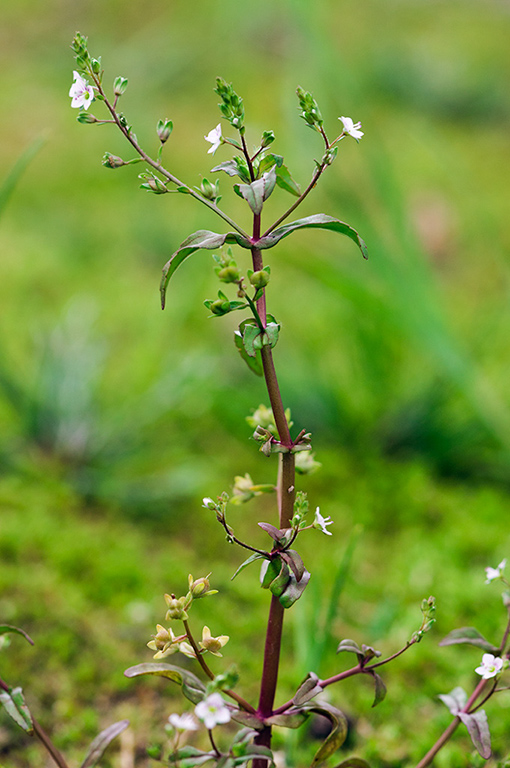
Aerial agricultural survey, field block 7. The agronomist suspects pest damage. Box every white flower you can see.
[205,124,222,155]
[195,693,231,729]
[69,71,95,110]
[475,653,504,679]
[313,507,333,536]
[168,713,199,732]
[338,116,364,141]
[485,559,506,584]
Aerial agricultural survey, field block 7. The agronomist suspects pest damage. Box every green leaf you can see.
[439,627,499,653]
[459,710,491,760]
[234,331,263,376]
[212,158,251,184]
[306,702,348,765]
[264,710,309,729]
[160,230,251,308]
[293,672,322,706]
[336,639,363,659]
[260,558,284,590]
[256,214,368,260]
[231,552,267,581]
[242,322,263,358]
[368,671,387,707]
[80,720,130,768]
[269,559,291,598]
[275,164,301,197]
[258,154,284,174]
[170,746,216,768]
[280,549,306,582]
[0,625,34,645]
[0,687,33,733]
[229,710,265,730]
[124,663,206,704]
[236,169,276,215]
[279,568,311,609]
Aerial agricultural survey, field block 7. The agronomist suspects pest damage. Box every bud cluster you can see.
[214,77,245,133]
[296,86,324,131]
[213,251,240,284]
[411,596,437,643]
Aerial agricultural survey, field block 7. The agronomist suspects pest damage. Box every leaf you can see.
[269,559,292,598]
[438,687,467,716]
[275,164,301,197]
[160,229,251,308]
[231,552,267,581]
[0,687,33,733]
[236,169,277,215]
[458,710,491,759]
[170,746,216,768]
[279,567,311,609]
[305,702,348,766]
[332,759,371,768]
[234,331,263,376]
[337,639,363,659]
[258,522,286,541]
[293,672,322,706]
[242,322,263,358]
[264,710,309,728]
[368,671,386,707]
[124,663,206,704]
[211,159,251,184]
[280,549,306,582]
[229,710,265,730]
[0,625,34,645]
[258,154,284,174]
[256,214,368,261]
[439,627,499,653]
[80,720,130,768]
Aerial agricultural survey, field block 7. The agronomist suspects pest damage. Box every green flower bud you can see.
[139,173,168,193]
[157,118,173,143]
[200,177,216,199]
[217,265,240,283]
[188,573,218,599]
[164,594,189,621]
[90,57,102,75]
[113,76,128,96]
[249,269,270,289]
[102,152,126,168]
[77,112,98,124]
[261,130,275,148]
[210,298,231,315]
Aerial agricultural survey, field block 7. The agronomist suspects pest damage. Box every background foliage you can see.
[1,0,510,765]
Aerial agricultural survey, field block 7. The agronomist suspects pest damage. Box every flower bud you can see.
[202,497,217,510]
[113,76,128,96]
[200,177,216,200]
[102,152,126,169]
[90,57,102,74]
[164,594,189,621]
[139,174,168,194]
[261,130,275,148]
[188,573,217,599]
[217,265,240,283]
[209,298,231,315]
[249,269,270,289]
[157,118,173,143]
[77,112,98,124]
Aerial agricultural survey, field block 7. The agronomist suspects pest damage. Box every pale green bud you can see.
[249,269,270,289]
[113,76,128,96]
[157,118,173,143]
[164,594,189,621]
[102,152,126,168]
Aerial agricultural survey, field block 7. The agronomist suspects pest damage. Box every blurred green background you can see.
[1,0,510,765]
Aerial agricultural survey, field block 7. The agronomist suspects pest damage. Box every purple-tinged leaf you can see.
[170,746,216,768]
[258,522,286,541]
[361,644,381,662]
[265,710,309,729]
[256,214,368,260]
[160,229,251,308]
[80,720,129,768]
[0,687,33,733]
[124,663,206,704]
[0,625,34,645]
[438,687,467,716]
[279,567,311,608]
[293,672,322,706]
[458,710,491,759]
[439,627,498,653]
[368,671,387,708]
[280,549,306,582]
[337,639,363,659]
[229,711,265,731]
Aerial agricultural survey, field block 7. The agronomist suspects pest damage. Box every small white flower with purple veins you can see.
[485,559,506,584]
[475,653,504,679]
[168,713,199,732]
[205,124,223,155]
[338,116,364,141]
[195,693,231,729]
[313,507,333,536]
[69,71,95,110]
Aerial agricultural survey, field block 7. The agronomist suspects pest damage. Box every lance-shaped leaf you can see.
[231,552,268,581]
[258,522,287,542]
[293,672,322,706]
[235,168,277,215]
[304,702,348,766]
[161,229,251,308]
[81,720,130,768]
[0,625,34,645]
[264,710,309,729]
[438,686,467,715]
[367,671,386,707]
[124,663,206,704]
[279,567,311,609]
[458,710,491,759]
[275,164,301,197]
[439,627,499,653]
[169,746,217,768]
[212,158,251,184]
[256,214,368,260]
[337,639,363,661]
[229,710,265,731]
[0,687,33,733]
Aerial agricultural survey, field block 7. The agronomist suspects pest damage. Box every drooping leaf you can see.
[293,672,322,706]
[0,625,34,645]
[264,710,309,729]
[336,639,363,659]
[305,702,348,766]
[368,671,387,707]
[280,549,306,582]
[438,687,467,715]
[258,522,286,541]
[275,164,301,197]
[80,720,130,768]
[231,552,267,581]
[458,710,491,759]
[124,663,206,704]
[0,687,33,733]
[260,558,284,589]
[229,710,265,731]
[256,214,368,260]
[234,331,263,376]
[439,627,498,653]
[160,229,251,308]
